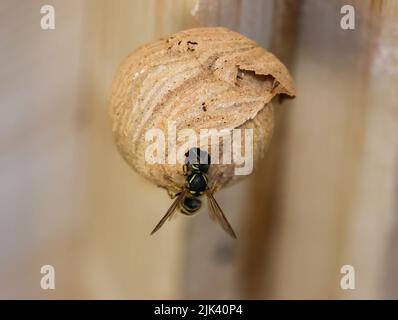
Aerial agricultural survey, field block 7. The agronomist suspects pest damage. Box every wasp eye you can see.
[186,147,200,164]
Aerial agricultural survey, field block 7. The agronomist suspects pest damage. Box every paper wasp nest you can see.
[108,27,296,194]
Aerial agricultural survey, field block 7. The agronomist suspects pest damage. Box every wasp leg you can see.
[163,173,184,199]
[167,190,182,199]
[183,164,188,176]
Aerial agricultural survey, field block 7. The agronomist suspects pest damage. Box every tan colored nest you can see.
[108,27,296,195]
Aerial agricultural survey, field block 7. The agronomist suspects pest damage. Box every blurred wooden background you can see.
[0,0,397,299]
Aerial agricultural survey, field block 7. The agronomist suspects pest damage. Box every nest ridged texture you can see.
[108,27,296,194]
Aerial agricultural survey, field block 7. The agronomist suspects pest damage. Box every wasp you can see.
[150,148,237,238]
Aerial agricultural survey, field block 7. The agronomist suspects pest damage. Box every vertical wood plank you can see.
[238,0,301,299]
[185,0,277,299]
[0,0,198,299]
[78,0,198,299]
[257,0,398,299]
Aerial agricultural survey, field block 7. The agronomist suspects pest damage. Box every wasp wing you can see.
[206,190,237,239]
[150,190,186,235]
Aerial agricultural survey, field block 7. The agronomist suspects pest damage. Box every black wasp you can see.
[150,147,236,238]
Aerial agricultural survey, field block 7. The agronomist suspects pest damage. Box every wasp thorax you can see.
[108,27,296,195]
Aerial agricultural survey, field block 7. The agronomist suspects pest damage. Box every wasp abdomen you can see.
[181,196,202,215]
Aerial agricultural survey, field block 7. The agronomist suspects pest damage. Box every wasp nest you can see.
[108,27,296,195]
